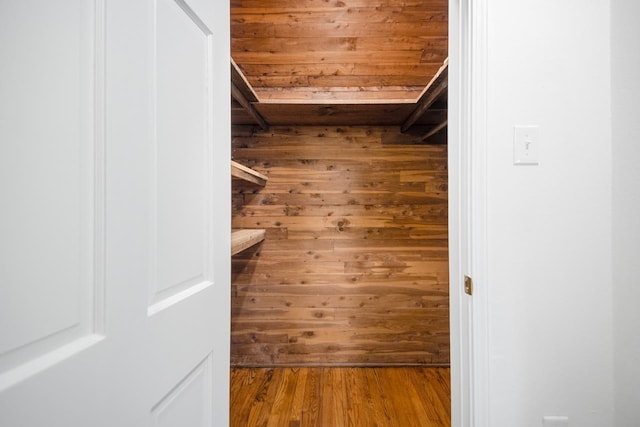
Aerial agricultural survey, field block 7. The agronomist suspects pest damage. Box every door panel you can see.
[0,0,104,390]
[150,0,213,311]
[151,354,213,427]
[0,0,231,424]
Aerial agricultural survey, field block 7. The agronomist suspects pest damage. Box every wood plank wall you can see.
[231,0,448,102]
[231,126,449,366]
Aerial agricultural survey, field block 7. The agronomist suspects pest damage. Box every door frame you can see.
[448,0,490,425]
[218,0,490,424]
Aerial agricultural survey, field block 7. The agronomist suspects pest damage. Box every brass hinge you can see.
[464,276,473,296]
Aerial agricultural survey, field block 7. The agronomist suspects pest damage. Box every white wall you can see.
[485,1,614,425]
[611,1,640,425]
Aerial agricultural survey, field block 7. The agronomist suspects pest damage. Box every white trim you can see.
[469,0,490,425]
[447,0,464,424]
[449,0,490,425]
[210,0,232,423]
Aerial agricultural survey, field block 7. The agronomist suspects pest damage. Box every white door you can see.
[0,0,231,425]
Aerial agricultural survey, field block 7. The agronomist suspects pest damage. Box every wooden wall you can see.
[231,0,448,102]
[231,126,449,366]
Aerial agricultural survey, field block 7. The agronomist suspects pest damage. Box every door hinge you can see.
[464,275,473,295]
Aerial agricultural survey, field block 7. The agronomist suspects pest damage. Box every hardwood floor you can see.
[230,367,451,426]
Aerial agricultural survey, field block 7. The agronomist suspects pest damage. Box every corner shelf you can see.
[231,160,268,186]
[231,229,266,256]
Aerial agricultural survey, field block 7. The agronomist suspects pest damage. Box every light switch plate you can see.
[514,125,539,165]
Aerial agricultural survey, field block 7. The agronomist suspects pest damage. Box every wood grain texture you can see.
[232,229,267,256]
[232,160,269,186]
[253,103,418,126]
[231,60,269,130]
[231,0,448,102]
[402,60,448,132]
[232,58,259,103]
[230,367,451,426]
[231,126,449,366]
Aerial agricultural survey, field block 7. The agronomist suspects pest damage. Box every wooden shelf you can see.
[231,59,269,130]
[231,160,268,186]
[231,161,267,256]
[231,229,266,256]
[401,58,449,133]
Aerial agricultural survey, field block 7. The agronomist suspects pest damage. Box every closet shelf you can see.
[231,229,266,256]
[231,160,268,186]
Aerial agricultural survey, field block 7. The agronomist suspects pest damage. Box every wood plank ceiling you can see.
[230,0,448,128]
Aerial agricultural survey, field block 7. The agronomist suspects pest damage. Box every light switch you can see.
[514,125,539,165]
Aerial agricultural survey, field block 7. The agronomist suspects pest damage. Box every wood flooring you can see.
[230,367,451,426]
